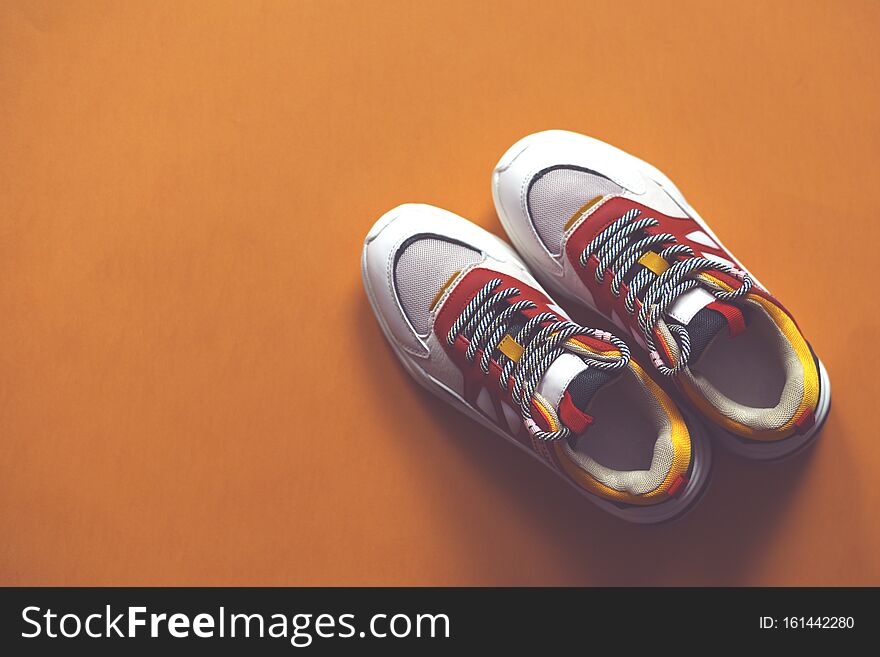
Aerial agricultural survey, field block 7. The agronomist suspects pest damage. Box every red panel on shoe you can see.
[707,300,746,337]
[433,267,615,359]
[563,196,801,343]
[793,408,816,435]
[666,474,688,498]
[559,390,593,434]
[432,267,618,444]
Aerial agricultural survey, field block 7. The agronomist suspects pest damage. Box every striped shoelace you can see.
[578,207,752,376]
[445,278,630,441]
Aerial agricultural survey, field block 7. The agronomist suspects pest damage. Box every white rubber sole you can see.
[492,130,831,461]
[361,234,712,524]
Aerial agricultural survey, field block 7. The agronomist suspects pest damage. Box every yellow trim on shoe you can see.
[638,250,670,276]
[429,271,461,311]
[498,334,524,362]
[564,196,604,232]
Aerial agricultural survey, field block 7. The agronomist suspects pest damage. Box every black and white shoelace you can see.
[445,278,630,441]
[578,207,752,376]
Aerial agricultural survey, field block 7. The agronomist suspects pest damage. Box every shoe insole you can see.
[692,316,787,408]
[575,374,657,471]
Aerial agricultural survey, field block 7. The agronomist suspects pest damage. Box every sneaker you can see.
[362,203,711,521]
[493,130,830,460]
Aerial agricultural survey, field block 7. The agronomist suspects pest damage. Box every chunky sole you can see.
[361,234,712,524]
[493,130,832,462]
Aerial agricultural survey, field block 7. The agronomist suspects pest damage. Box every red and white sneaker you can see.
[493,130,830,460]
[362,203,711,522]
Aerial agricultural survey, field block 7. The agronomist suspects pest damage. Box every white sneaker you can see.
[362,203,711,522]
[493,130,830,460]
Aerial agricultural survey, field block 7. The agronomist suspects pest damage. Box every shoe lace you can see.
[578,207,752,376]
[445,278,630,441]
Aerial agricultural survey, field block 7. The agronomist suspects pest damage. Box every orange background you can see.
[1,0,879,586]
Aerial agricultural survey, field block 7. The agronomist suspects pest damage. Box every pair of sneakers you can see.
[362,130,830,523]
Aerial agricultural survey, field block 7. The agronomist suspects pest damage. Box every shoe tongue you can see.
[535,353,616,437]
